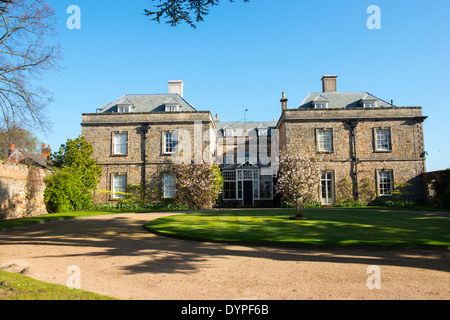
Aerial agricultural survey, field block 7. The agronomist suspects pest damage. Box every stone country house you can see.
[81,76,427,207]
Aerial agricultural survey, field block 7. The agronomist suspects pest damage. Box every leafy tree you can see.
[44,167,90,212]
[0,125,40,159]
[51,136,102,193]
[391,182,413,207]
[0,0,60,132]
[120,183,158,208]
[144,0,249,28]
[173,162,223,209]
[44,136,101,212]
[434,169,450,208]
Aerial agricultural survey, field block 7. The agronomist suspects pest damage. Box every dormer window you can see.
[258,129,268,136]
[165,105,179,112]
[224,129,234,137]
[117,105,130,113]
[360,94,378,108]
[257,124,269,136]
[312,94,329,109]
[363,101,377,108]
[314,102,328,109]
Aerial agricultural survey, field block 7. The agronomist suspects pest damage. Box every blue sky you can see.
[39,0,449,171]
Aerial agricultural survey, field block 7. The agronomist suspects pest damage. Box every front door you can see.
[243,181,253,206]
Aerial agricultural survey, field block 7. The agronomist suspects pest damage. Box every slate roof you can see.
[297,92,393,109]
[98,94,196,113]
[8,148,52,170]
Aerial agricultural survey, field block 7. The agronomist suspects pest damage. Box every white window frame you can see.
[363,101,377,108]
[113,132,128,155]
[259,175,273,200]
[259,153,269,165]
[165,105,179,112]
[222,170,236,200]
[112,174,127,199]
[163,174,176,198]
[375,128,391,151]
[320,172,335,205]
[163,132,177,154]
[236,169,260,201]
[258,129,268,136]
[317,129,333,152]
[225,153,234,165]
[224,129,234,137]
[378,170,394,196]
[314,102,328,109]
[117,105,130,113]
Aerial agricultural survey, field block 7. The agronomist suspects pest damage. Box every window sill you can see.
[111,154,128,157]
[374,150,392,153]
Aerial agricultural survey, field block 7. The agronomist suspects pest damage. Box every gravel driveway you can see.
[0,212,449,300]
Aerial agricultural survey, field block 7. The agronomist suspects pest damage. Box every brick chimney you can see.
[41,143,51,157]
[8,143,15,157]
[168,80,184,98]
[280,92,288,111]
[321,75,337,92]
[215,113,220,122]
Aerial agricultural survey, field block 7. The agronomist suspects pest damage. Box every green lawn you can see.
[145,208,450,247]
[0,270,115,300]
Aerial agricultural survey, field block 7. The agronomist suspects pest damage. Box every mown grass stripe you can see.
[145,209,450,247]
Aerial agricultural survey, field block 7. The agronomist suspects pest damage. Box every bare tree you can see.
[144,0,249,28]
[0,0,60,133]
[0,124,40,158]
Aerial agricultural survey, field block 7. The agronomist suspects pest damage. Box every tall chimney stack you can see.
[280,92,288,111]
[8,143,15,157]
[41,143,51,158]
[321,75,337,92]
[168,80,184,98]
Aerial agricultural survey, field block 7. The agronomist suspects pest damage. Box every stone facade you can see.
[277,80,427,204]
[82,77,427,206]
[81,110,217,203]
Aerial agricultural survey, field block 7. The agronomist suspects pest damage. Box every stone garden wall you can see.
[0,161,49,221]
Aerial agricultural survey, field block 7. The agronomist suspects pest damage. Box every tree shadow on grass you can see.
[0,213,448,277]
